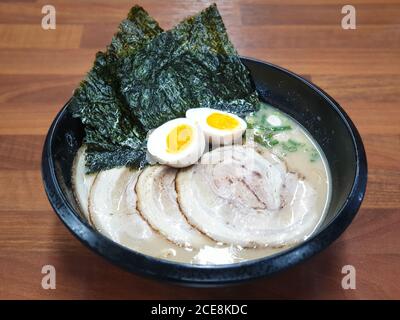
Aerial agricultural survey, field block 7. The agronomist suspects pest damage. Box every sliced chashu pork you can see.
[89,167,154,244]
[135,165,212,248]
[176,144,318,248]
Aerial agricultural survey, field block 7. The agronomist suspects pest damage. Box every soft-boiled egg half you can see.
[147,118,205,168]
[186,108,247,145]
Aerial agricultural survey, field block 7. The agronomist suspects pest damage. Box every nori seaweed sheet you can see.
[108,6,163,59]
[70,6,163,173]
[119,4,259,132]
[71,4,259,173]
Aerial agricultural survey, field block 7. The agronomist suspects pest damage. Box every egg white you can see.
[147,118,205,168]
[186,108,247,146]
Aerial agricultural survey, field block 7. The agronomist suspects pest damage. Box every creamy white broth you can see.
[72,104,331,265]
[246,103,331,239]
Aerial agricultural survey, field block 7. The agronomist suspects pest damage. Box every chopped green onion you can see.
[281,139,304,152]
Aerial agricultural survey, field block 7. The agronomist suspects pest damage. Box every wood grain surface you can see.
[0,0,399,299]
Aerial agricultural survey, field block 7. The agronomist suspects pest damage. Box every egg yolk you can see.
[206,112,239,130]
[166,124,193,154]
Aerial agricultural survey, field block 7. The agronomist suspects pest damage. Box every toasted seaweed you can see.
[119,4,259,131]
[108,6,163,59]
[70,6,163,173]
[84,142,148,173]
[71,4,259,173]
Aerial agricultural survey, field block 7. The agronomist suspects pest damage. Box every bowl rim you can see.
[41,57,368,286]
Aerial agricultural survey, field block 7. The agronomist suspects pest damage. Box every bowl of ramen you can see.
[41,5,367,286]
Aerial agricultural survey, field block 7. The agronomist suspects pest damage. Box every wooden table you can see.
[0,0,399,299]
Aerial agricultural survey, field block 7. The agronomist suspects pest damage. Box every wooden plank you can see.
[0,136,44,170]
[0,108,58,135]
[0,24,83,49]
[0,49,94,75]
[0,1,129,24]
[0,0,241,26]
[0,170,51,211]
[79,23,117,49]
[0,73,72,134]
[230,25,400,49]
[0,75,79,135]
[240,4,400,25]
[362,135,400,171]
[362,169,400,209]
[0,210,80,252]
[0,75,80,105]
[343,102,400,135]
[239,48,400,75]
[80,23,400,50]
[311,74,400,104]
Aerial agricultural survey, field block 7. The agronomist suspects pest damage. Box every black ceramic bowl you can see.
[42,57,367,286]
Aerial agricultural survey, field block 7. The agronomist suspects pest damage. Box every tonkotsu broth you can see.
[73,104,331,265]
